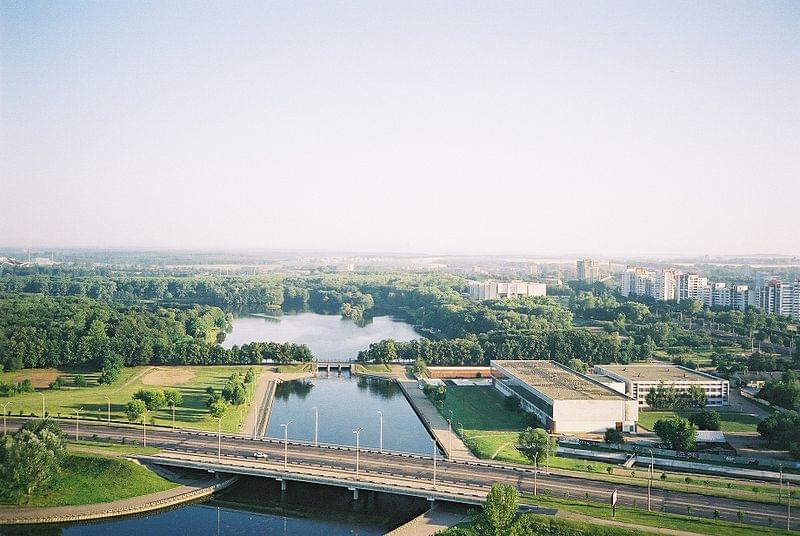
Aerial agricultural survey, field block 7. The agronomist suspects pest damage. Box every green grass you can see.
[521,494,786,536]
[67,438,161,456]
[276,363,312,374]
[638,409,762,433]
[434,386,783,506]
[0,365,261,433]
[0,452,178,507]
[355,363,393,373]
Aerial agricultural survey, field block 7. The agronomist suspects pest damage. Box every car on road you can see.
[254,451,268,459]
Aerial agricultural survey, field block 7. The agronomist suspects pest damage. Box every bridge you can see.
[312,360,354,372]
[4,418,793,530]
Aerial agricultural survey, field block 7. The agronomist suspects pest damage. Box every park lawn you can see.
[0,452,178,507]
[67,438,161,456]
[521,494,785,536]
[355,363,393,373]
[440,386,529,430]
[0,365,261,433]
[276,363,312,374]
[638,409,761,433]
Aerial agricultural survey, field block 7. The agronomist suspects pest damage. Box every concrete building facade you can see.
[491,360,638,433]
[577,259,601,284]
[468,280,547,300]
[593,364,730,407]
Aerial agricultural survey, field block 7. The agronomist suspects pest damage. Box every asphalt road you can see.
[6,417,794,530]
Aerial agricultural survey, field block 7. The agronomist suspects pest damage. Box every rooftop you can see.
[491,360,628,401]
[598,364,723,383]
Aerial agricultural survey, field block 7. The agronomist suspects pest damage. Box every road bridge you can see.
[3,418,793,531]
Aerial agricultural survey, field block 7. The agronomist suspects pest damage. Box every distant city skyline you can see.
[2,2,798,255]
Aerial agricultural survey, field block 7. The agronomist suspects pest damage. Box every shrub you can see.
[73,375,88,387]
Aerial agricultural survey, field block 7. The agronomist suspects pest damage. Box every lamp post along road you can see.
[104,396,111,424]
[377,411,383,453]
[432,438,437,490]
[312,407,319,447]
[447,419,452,458]
[533,455,538,496]
[217,417,223,462]
[648,450,654,511]
[281,421,293,470]
[779,463,783,504]
[170,403,175,431]
[74,407,83,441]
[353,427,364,480]
[1,402,9,436]
[789,481,792,531]
[143,410,148,447]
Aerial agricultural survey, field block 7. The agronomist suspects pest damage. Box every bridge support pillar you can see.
[352,488,358,501]
[279,479,287,492]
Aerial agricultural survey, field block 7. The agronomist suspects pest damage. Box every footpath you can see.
[397,379,476,460]
[0,466,238,525]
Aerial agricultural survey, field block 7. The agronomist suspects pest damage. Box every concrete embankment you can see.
[396,380,476,460]
[386,503,470,536]
[0,472,239,525]
[255,380,277,437]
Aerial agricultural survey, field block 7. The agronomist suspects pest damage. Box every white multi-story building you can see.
[577,259,601,284]
[756,280,800,320]
[594,364,730,407]
[652,269,677,301]
[676,273,708,302]
[468,280,547,300]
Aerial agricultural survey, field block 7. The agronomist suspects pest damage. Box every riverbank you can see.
[0,464,238,525]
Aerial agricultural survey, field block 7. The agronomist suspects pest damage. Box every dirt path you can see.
[120,367,155,388]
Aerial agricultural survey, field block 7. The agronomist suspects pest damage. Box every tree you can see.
[209,399,228,419]
[125,399,147,422]
[470,483,519,536]
[133,389,166,411]
[604,428,624,445]
[0,421,66,501]
[163,389,182,407]
[567,358,588,373]
[689,410,721,431]
[73,375,88,387]
[653,417,697,451]
[517,427,556,464]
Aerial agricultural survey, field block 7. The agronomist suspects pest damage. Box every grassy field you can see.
[276,363,313,374]
[435,385,783,505]
[638,409,762,433]
[0,452,178,507]
[0,365,261,433]
[521,494,787,536]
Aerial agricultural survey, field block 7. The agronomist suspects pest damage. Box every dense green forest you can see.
[1,271,797,374]
[0,293,312,377]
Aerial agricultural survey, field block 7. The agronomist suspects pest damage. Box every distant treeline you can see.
[0,293,312,376]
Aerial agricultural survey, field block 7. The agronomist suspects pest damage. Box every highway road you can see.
[5,417,794,530]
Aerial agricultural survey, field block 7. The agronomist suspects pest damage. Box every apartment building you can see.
[676,273,708,302]
[468,280,547,300]
[756,280,800,320]
[577,259,601,284]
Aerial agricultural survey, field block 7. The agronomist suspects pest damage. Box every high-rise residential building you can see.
[652,269,677,301]
[618,266,656,298]
[756,280,800,320]
[468,280,547,300]
[576,259,601,283]
[676,273,708,302]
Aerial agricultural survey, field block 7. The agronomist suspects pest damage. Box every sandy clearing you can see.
[141,368,196,386]
[12,369,61,388]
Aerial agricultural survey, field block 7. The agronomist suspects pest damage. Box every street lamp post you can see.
[217,416,223,462]
[312,407,318,446]
[143,410,148,447]
[74,407,83,441]
[648,450,654,511]
[432,438,437,490]
[447,418,452,458]
[533,455,538,496]
[779,463,784,504]
[104,396,111,423]
[353,427,363,480]
[170,403,175,431]
[377,411,383,453]
[789,481,792,531]
[0,402,9,436]
[281,421,293,470]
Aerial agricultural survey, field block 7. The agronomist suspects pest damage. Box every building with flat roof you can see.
[593,364,730,407]
[468,280,546,300]
[490,360,638,433]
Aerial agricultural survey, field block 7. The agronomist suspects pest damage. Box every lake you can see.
[220,311,419,361]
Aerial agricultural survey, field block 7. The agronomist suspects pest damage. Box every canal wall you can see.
[255,380,277,438]
[396,380,476,460]
[0,473,239,525]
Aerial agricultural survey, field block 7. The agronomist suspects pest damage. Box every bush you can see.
[73,375,88,387]
[689,410,721,431]
[604,428,624,444]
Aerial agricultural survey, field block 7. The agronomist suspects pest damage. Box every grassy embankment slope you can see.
[638,409,761,433]
[0,445,177,508]
[0,365,260,433]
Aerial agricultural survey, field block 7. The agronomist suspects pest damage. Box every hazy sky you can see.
[1,1,798,256]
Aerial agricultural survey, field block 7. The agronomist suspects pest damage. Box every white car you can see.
[254,451,268,459]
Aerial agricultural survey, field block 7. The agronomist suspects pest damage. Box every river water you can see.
[267,371,435,455]
[220,311,419,360]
